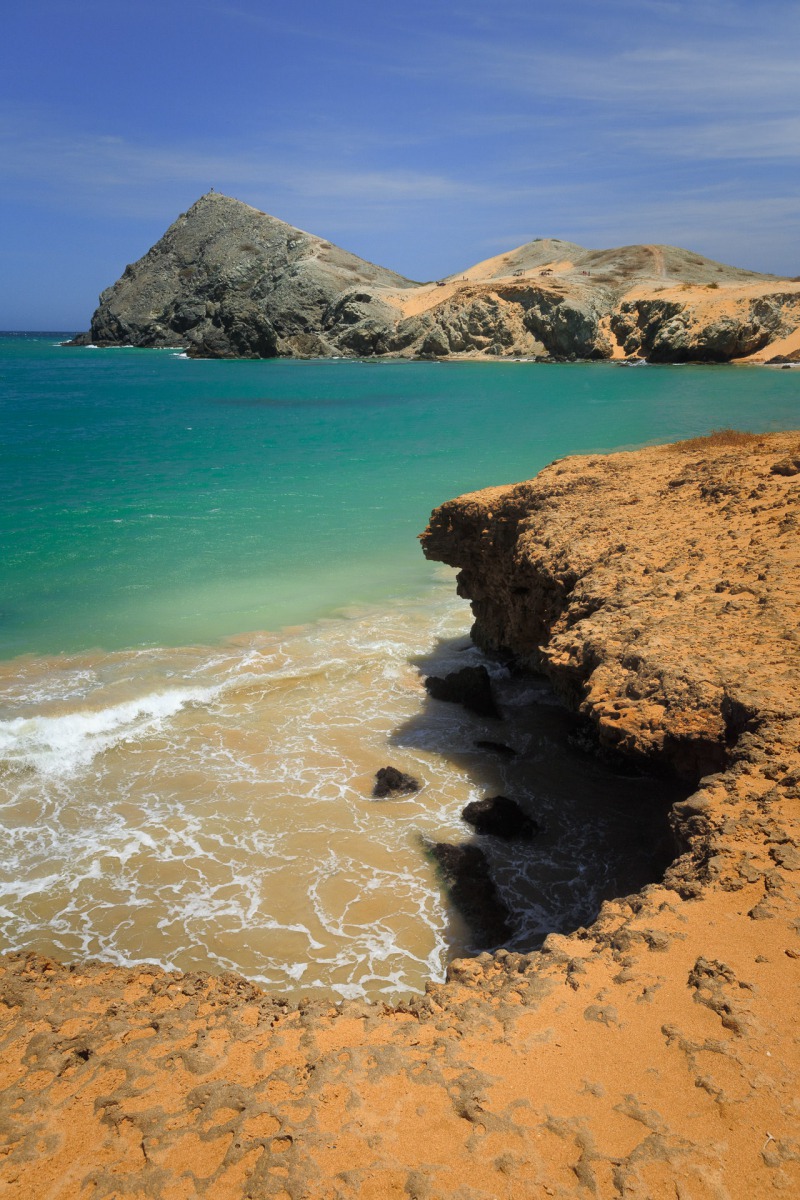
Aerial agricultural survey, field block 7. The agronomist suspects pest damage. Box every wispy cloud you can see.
[460,40,800,116]
[397,28,800,180]
[0,118,510,219]
[388,10,800,165]
[621,116,800,161]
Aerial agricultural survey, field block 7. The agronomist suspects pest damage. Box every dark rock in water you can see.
[428,842,513,946]
[474,739,518,758]
[372,766,420,799]
[461,796,540,840]
[424,666,500,719]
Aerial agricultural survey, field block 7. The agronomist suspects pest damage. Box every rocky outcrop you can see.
[612,291,800,362]
[3,434,800,1198]
[371,765,421,798]
[423,665,500,718]
[401,285,611,361]
[461,795,540,840]
[421,431,800,786]
[427,842,514,945]
[69,193,800,362]
[69,192,417,357]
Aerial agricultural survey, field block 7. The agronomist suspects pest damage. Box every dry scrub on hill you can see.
[665,428,763,452]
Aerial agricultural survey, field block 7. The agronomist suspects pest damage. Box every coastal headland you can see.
[69,192,800,364]
[2,430,799,1197]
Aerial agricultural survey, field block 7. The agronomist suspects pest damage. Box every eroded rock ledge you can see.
[421,430,800,896]
[2,434,800,1198]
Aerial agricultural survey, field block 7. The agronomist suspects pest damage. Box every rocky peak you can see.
[72,192,417,357]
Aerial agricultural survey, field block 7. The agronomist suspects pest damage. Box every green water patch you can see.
[1,338,797,655]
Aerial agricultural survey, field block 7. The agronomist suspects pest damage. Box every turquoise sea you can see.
[0,333,797,998]
[4,335,798,657]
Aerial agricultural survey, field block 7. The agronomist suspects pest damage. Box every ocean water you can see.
[1,334,797,997]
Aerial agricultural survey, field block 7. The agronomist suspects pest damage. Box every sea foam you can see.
[0,686,218,777]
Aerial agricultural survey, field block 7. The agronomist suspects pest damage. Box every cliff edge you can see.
[2,433,800,1198]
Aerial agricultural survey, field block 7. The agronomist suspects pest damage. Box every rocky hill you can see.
[71,193,800,362]
[69,192,418,358]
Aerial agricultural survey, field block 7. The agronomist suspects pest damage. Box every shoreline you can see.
[0,579,677,999]
[3,431,799,1196]
[60,338,800,366]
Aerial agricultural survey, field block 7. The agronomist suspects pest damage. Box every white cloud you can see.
[468,40,800,115]
[0,122,488,211]
[620,116,800,161]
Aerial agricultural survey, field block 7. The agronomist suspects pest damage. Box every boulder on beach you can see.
[428,841,513,946]
[461,795,540,840]
[424,665,500,719]
[770,454,800,476]
[372,766,421,798]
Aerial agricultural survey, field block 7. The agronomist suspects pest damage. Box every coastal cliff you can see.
[421,430,800,875]
[70,192,800,363]
[2,433,800,1198]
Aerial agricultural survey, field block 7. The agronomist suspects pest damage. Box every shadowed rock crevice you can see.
[388,636,683,959]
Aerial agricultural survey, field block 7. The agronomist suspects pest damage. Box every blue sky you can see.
[2,0,798,327]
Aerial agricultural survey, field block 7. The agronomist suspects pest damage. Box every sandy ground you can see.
[2,433,800,1198]
[740,323,800,363]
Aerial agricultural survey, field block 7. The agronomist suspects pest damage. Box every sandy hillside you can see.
[72,195,800,361]
[371,241,800,362]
